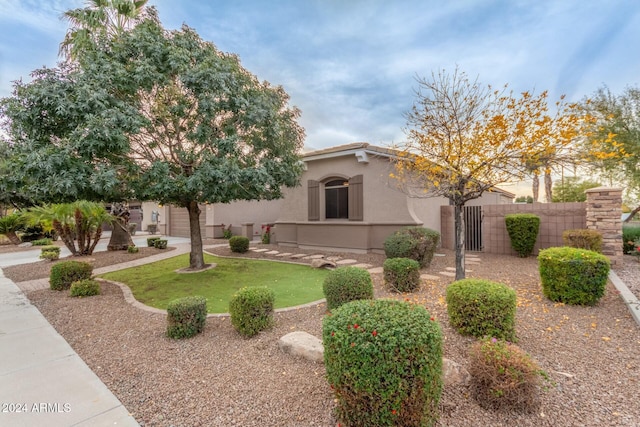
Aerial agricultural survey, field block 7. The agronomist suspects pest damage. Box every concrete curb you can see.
[609,270,640,328]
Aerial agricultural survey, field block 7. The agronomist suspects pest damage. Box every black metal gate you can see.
[464,206,483,252]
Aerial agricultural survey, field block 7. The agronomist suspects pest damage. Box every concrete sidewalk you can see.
[0,235,192,427]
[0,269,139,427]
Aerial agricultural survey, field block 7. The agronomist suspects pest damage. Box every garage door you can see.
[168,205,206,238]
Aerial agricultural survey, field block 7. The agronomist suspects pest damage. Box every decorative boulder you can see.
[278,331,324,363]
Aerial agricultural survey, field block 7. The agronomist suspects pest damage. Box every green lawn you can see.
[99,254,328,313]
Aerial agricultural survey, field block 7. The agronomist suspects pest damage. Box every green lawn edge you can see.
[99,253,328,313]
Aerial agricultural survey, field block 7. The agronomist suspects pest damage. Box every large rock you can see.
[442,358,471,386]
[277,333,470,387]
[310,259,337,269]
[278,331,324,363]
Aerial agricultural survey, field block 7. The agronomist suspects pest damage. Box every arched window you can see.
[325,179,349,219]
[308,175,363,221]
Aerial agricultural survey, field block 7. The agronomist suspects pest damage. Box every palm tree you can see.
[59,0,148,61]
[28,201,114,255]
[0,212,25,245]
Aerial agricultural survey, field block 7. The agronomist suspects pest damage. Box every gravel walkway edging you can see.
[609,270,640,327]
[97,277,328,318]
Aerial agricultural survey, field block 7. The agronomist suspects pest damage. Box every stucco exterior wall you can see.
[274,152,436,253]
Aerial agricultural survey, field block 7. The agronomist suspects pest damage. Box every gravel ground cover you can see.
[6,242,640,426]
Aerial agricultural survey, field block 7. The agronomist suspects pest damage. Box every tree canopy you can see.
[580,86,640,218]
[393,68,583,279]
[551,177,601,203]
[0,11,305,269]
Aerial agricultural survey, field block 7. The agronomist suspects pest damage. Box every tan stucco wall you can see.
[205,199,283,239]
[278,154,420,224]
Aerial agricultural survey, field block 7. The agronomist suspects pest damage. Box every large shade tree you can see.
[0,12,304,270]
[393,68,582,279]
[580,86,640,220]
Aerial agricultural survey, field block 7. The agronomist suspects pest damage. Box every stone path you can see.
[436,253,481,279]
[247,249,383,274]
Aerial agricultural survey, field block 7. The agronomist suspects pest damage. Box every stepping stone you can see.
[439,271,456,277]
[265,251,279,255]
[303,254,325,260]
[253,248,269,253]
[353,263,372,269]
[446,266,472,272]
[276,252,293,257]
[311,259,336,269]
[326,256,342,262]
[336,259,357,265]
[368,267,384,274]
[434,253,446,257]
[420,274,440,281]
[290,254,307,259]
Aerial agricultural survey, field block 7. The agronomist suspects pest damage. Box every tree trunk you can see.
[532,174,539,202]
[108,203,133,251]
[544,170,553,203]
[107,219,134,250]
[187,200,205,270]
[625,205,640,222]
[454,203,466,280]
[5,231,21,245]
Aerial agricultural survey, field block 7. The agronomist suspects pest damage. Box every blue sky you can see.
[1,0,639,158]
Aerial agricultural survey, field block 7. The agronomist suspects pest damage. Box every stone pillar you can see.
[585,187,623,266]
[241,223,254,240]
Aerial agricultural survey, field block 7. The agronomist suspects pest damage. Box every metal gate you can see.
[464,206,483,252]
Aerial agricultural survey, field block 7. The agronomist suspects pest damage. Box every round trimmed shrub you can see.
[166,296,207,339]
[40,245,60,261]
[323,267,374,310]
[562,229,602,253]
[505,214,540,257]
[49,261,93,291]
[147,236,161,247]
[383,257,421,292]
[229,235,250,253]
[70,279,101,297]
[538,247,610,305]
[446,279,517,341]
[127,245,139,253]
[383,226,440,267]
[154,239,168,249]
[323,299,443,427]
[229,287,275,337]
[469,337,542,412]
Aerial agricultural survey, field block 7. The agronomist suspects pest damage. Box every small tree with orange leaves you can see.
[393,68,582,279]
[580,86,638,221]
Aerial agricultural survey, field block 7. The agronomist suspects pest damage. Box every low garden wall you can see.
[440,187,623,266]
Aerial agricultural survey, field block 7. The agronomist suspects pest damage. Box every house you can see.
[275,143,513,253]
[147,142,514,252]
